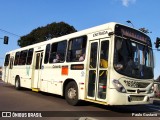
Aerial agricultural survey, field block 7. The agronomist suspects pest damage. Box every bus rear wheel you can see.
[15,77,21,90]
[65,81,79,106]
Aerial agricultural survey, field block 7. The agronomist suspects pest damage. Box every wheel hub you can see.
[68,88,76,99]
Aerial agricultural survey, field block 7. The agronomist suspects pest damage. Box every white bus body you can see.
[2,22,154,105]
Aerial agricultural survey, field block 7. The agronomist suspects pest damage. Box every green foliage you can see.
[139,28,150,34]
[18,22,77,47]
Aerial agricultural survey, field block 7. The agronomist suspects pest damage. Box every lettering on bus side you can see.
[52,65,61,68]
[93,30,108,37]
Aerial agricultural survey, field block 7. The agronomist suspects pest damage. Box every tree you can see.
[139,27,151,34]
[18,22,77,47]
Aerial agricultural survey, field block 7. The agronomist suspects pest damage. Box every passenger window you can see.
[26,48,34,65]
[44,44,50,64]
[19,50,28,65]
[89,42,98,68]
[9,57,14,69]
[4,54,10,66]
[49,40,67,63]
[67,36,87,62]
[14,52,20,65]
[100,41,109,68]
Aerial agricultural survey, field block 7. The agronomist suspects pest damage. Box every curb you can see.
[79,117,99,120]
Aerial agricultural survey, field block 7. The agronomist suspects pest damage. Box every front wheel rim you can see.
[67,88,76,100]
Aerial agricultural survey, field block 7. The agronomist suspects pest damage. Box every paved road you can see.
[0,80,159,120]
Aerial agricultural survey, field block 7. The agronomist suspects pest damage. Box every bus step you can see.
[32,88,39,92]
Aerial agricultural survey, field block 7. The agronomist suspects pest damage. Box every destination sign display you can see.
[115,25,151,46]
[121,28,147,43]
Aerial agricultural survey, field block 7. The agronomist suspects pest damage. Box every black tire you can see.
[15,77,21,90]
[65,81,79,106]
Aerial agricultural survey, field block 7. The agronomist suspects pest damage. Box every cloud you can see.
[121,0,136,7]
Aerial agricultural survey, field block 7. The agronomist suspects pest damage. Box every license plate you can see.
[130,96,144,101]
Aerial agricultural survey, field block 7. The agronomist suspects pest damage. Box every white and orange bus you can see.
[2,22,154,105]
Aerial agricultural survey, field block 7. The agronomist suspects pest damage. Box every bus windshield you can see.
[114,37,154,79]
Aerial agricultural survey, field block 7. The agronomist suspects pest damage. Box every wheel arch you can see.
[63,78,77,97]
[15,75,20,83]
[15,75,21,90]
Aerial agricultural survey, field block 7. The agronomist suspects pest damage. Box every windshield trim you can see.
[115,35,152,49]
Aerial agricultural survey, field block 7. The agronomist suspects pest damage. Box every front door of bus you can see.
[87,39,109,102]
[32,51,43,89]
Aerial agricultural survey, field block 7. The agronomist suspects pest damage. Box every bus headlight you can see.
[112,80,126,93]
[148,85,154,94]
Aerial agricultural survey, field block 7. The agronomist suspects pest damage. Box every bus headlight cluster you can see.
[148,85,154,94]
[112,80,126,93]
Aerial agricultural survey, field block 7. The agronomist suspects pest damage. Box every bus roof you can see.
[6,22,150,54]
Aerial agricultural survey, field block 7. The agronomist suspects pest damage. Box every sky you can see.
[0,0,159,79]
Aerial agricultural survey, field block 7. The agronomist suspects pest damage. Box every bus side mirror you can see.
[155,37,160,48]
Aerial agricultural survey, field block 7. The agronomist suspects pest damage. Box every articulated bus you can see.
[2,22,154,105]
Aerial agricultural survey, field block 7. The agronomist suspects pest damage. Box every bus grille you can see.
[124,80,150,88]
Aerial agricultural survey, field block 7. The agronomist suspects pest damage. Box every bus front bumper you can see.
[108,89,151,105]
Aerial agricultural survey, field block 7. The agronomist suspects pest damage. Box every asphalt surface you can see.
[0,80,160,120]
[153,98,160,105]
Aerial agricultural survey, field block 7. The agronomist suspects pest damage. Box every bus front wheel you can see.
[65,81,79,106]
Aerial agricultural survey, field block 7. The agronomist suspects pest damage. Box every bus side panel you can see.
[12,66,32,89]
[40,64,63,95]
[2,66,9,83]
[47,69,63,95]
[40,63,86,100]
[40,64,51,92]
